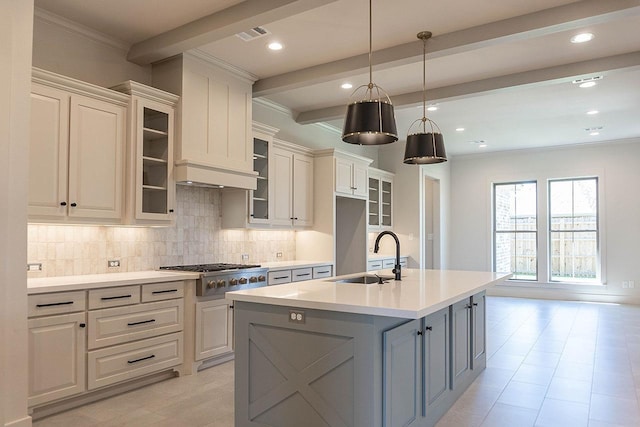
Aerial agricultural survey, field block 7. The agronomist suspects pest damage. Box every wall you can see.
[27,186,296,278]
[32,8,151,87]
[377,141,451,269]
[449,138,640,303]
[1,1,32,426]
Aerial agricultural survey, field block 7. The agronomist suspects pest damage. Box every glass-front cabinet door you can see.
[250,137,270,223]
[368,176,380,227]
[368,168,394,230]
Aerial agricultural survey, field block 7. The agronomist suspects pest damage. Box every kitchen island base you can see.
[233,291,486,427]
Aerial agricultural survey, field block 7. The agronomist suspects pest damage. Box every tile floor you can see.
[34,297,640,427]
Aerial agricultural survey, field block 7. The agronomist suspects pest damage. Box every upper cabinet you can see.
[111,81,179,225]
[222,124,314,229]
[29,68,128,223]
[316,149,372,199]
[152,53,257,190]
[271,139,314,227]
[368,168,394,230]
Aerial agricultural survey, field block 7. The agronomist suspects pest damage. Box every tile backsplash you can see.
[27,186,296,277]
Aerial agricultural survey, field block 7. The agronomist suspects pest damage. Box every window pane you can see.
[550,178,597,231]
[573,179,597,230]
[550,231,597,281]
[496,232,537,280]
[495,183,536,232]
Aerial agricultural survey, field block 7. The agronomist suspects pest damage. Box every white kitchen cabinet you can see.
[112,81,179,225]
[335,155,369,198]
[28,309,86,407]
[29,68,127,223]
[271,140,314,227]
[367,256,408,271]
[195,298,233,361]
[368,168,394,230]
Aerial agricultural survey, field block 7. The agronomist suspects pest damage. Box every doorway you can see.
[424,176,441,269]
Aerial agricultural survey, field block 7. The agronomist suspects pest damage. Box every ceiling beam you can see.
[127,0,338,65]
[295,51,640,124]
[254,0,640,97]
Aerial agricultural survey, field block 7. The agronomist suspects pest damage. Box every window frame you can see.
[492,180,538,282]
[547,177,600,284]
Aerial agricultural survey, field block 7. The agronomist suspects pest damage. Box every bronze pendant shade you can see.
[403,31,447,164]
[343,99,398,145]
[404,131,447,164]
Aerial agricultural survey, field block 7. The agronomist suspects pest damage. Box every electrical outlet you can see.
[108,260,121,268]
[289,310,305,324]
[276,252,283,258]
[630,280,635,289]
[623,281,629,289]
[27,263,42,271]
[242,254,249,261]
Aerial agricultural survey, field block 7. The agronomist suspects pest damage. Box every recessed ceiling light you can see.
[427,105,438,112]
[571,33,594,44]
[590,132,600,136]
[478,144,487,148]
[341,83,353,89]
[268,42,283,51]
[586,110,599,115]
[186,181,193,184]
[455,127,465,132]
[579,81,597,88]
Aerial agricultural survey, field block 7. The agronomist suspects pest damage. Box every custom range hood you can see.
[153,52,258,191]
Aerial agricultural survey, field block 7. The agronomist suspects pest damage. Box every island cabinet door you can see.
[471,291,487,369]
[451,298,471,389]
[382,319,422,427]
[423,307,450,424]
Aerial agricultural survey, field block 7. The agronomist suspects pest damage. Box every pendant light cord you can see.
[368,0,373,97]
[422,36,426,131]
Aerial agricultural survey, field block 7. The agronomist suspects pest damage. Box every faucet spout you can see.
[373,231,402,281]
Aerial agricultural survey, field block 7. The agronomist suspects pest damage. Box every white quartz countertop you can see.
[261,260,333,270]
[226,269,511,319]
[27,271,200,294]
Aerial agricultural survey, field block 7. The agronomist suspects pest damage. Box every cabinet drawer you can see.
[28,291,86,317]
[382,259,395,269]
[400,257,408,267]
[88,299,183,349]
[367,260,383,271]
[141,281,184,302]
[292,267,313,282]
[89,286,140,309]
[87,332,183,390]
[312,265,333,279]
[268,270,292,285]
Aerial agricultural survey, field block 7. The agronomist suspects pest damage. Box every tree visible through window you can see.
[493,182,537,280]
[549,178,599,282]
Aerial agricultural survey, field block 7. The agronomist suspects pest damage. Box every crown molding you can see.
[187,49,258,83]
[34,7,130,51]
[254,97,342,136]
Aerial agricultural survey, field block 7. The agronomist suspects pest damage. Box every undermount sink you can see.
[332,275,394,284]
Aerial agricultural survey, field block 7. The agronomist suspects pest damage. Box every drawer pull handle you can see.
[127,354,155,364]
[127,319,156,327]
[36,301,74,308]
[274,276,289,280]
[101,294,132,301]
[151,289,178,295]
[296,273,311,277]
[317,270,330,274]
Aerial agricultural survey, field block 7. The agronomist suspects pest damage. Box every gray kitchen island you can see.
[226,269,511,427]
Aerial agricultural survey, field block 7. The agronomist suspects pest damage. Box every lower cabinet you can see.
[267,264,333,286]
[28,281,185,408]
[195,298,234,361]
[383,292,486,427]
[28,312,86,407]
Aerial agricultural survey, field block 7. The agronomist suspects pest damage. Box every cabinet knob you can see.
[473,302,478,306]
[60,201,67,206]
[169,209,174,213]
[425,326,433,331]
[70,202,77,207]
[294,217,298,220]
[79,323,86,328]
[417,330,423,336]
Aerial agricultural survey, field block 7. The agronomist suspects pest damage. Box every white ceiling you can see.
[35,0,640,156]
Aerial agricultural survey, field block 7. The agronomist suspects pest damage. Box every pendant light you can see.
[403,31,447,164]
[342,0,398,145]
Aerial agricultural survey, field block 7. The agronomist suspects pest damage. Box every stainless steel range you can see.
[159,263,268,297]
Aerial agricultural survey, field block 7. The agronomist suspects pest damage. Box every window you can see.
[549,178,599,283]
[493,182,537,280]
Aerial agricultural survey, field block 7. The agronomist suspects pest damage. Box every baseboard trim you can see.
[5,415,32,427]
[487,286,640,305]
